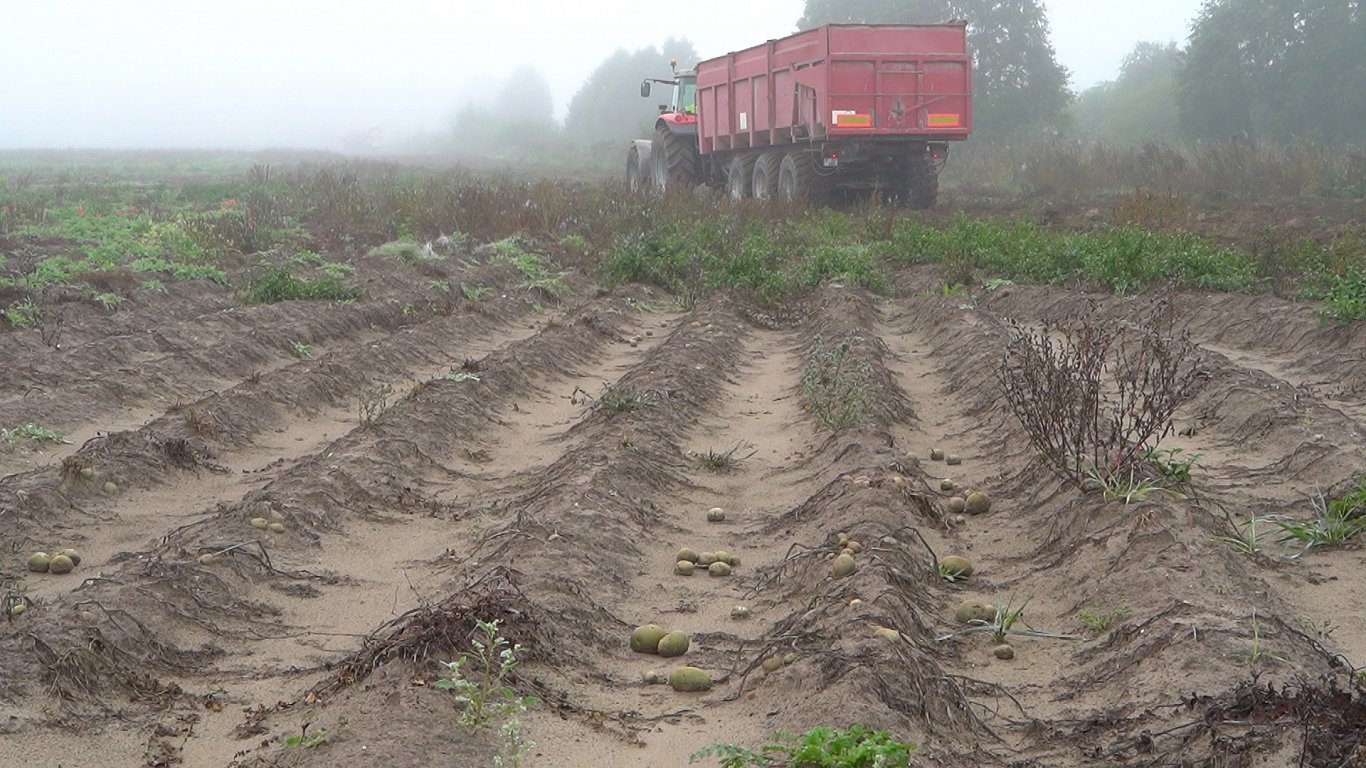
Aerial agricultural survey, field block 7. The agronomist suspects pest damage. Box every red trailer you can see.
[628,23,972,207]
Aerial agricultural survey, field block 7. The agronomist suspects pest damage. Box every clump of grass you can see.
[243,264,361,304]
[801,335,875,431]
[937,594,1082,645]
[1274,484,1366,554]
[572,384,654,414]
[693,442,757,471]
[1212,516,1276,557]
[1077,604,1129,634]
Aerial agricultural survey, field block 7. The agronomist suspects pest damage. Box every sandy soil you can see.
[2,228,1365,768]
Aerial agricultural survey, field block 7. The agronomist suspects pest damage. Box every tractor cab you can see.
[639,60,696,117]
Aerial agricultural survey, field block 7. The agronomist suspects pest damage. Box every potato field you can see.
[1,153,1364,767]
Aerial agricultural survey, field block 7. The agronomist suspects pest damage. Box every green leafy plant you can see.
[434,619,536,768]
[1319,267,1366,325]
[243,264,361,304]
[1144,447,1202,484]
[1,423,68,444]
[691,724,914,768]
[2,300,39,328]
[801,336,874,431]
[282,722,332,749]
[461,282,493,301]
[289,340,313,358]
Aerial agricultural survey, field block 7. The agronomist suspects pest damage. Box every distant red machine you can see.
[342,126,384,152]
[628,23,972,207]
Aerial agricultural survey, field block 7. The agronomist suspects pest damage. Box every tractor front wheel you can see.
[627,146,649,194]
[652,126,698,194]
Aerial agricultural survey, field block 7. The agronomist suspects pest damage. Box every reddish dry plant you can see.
[998,298,1198,487]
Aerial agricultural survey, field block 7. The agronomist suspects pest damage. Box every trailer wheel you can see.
[752,152,782,201]
[726,154,756,201]
[905,156,939,210]
[627,146,649,194]
[652,125,698,194]
[778,152,824,204]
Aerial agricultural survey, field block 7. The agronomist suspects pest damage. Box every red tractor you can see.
[628,23,972,208]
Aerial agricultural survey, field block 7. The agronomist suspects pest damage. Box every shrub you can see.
[998,297,1198,487]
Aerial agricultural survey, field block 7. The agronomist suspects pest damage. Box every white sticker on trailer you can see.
[739,112,747,130]
[832,110,854,123]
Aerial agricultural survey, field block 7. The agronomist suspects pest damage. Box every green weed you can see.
[1,301,39,328]
[1077,604,1129,634]
[1273,489,1366,553]
[1319,267,1366,324]
[691,724,914,768]
[243,264,361,304]
[693,442,757,471]
[1144,447,1202,484]
[1,423,68,444]
[938,594,1082,645]
[801,336,875,431]
[461,282,493,301]
[1212,516,1275,557]
[1089,467,1185,504]
[434,619,536,768]
[572,384,654,414]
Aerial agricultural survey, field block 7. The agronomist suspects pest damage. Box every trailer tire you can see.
[726,154,756,201]
[627,146,650,194]
[653,125,698,194]
[778,152,824,204]
[905,156,939,210]
[752,152,782,201]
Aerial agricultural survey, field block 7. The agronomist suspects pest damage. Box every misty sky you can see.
[1,0,1201,150]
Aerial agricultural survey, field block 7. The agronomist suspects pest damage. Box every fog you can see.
[0,0,1199,150]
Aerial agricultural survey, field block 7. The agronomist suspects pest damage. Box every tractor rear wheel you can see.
[905,155,939,210]
[778,151,824,204]
[751,152,782,201]
[726,154,756,200]
[652,125,698,194]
